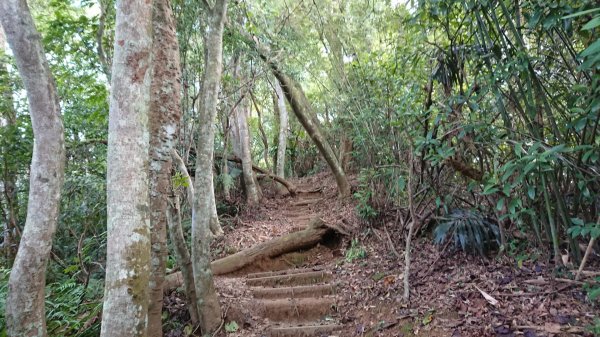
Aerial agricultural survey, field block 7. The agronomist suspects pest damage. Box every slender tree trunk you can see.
[0,26,19,263]
[250,92,271,168]
[193,0,227,332]
[274,81,289,193]
[237,98,260,205]
[167,195,199,324]
[148,0,182,334]
[0,2,66,336]
[100,0,154,335]
[230,54,259,205]
[172,149,223,237]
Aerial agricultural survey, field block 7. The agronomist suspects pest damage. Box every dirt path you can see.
[216,186,345,337]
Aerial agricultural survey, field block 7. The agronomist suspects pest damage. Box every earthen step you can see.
[291,198,322,207]
[257,298,335,323]
[251,283,336,299]
[246,271,331,287]
[267,324,343,337]
[281,213,317,220]
[247,267,324,279]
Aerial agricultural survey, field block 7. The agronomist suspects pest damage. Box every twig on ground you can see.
[211,304,231,337]
[384,223,402,260]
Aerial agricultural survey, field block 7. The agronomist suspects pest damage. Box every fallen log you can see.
[165,218,333,290]
[216,154,297,196]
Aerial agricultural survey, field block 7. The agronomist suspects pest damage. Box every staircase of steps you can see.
[246,266,342,337]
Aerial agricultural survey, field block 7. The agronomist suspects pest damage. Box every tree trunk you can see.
[172,149,223,237]
[148,0,182,334]
[248,38,350,197]
[0,2,66,336]
[100,0,153,336]
[193,0,227,333]
[250,92,271,169]
[164,218,333,286]
[167,195,199,324]
[274,81,289,193]
[237,97,260,205]
[271,70,350,197]
[231,54,260,205]
[212,218,331,275]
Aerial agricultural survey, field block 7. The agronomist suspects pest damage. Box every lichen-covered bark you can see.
[274,81,288,190]
[193,0,227,333]
[100,0,153,336]
[0,1,66,336]
[148,0,182,334]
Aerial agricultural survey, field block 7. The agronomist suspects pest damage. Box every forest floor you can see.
[165,172,599,337]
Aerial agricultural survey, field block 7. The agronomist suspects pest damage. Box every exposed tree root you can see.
[165,218,338,289]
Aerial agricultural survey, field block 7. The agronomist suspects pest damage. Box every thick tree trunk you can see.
[100,0,153,336]
[193,0,227,333]
[167,195,199,324]
[0,2,66,336]
[148,0,182,334]
[274,81,289,193]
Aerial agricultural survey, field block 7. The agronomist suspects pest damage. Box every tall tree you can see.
[147,0,182,334]
[231,55,260,205]
[0,0,66,335]
[273,81,289,191]
[193,0,228,332]
[100,0,153,335]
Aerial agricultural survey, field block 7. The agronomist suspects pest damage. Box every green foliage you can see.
[433,209,501,256]
[0,268,9,334]
[353,170,379,221]
[345,239,367,263]
[224,321,239,333]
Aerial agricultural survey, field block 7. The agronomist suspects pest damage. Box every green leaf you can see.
[527,185,536,200]
[562,8,600,19]
[581,39,600,58]
[588,287,600,301]
[583,16,600,30]
[496,198,505,211]
[225,321,239,333]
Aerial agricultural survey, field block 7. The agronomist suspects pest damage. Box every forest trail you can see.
[215,179,347,337]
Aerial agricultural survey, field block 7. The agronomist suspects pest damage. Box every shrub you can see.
[433,209,500,255]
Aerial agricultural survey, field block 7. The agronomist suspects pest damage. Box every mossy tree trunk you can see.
[100,0,154,335]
